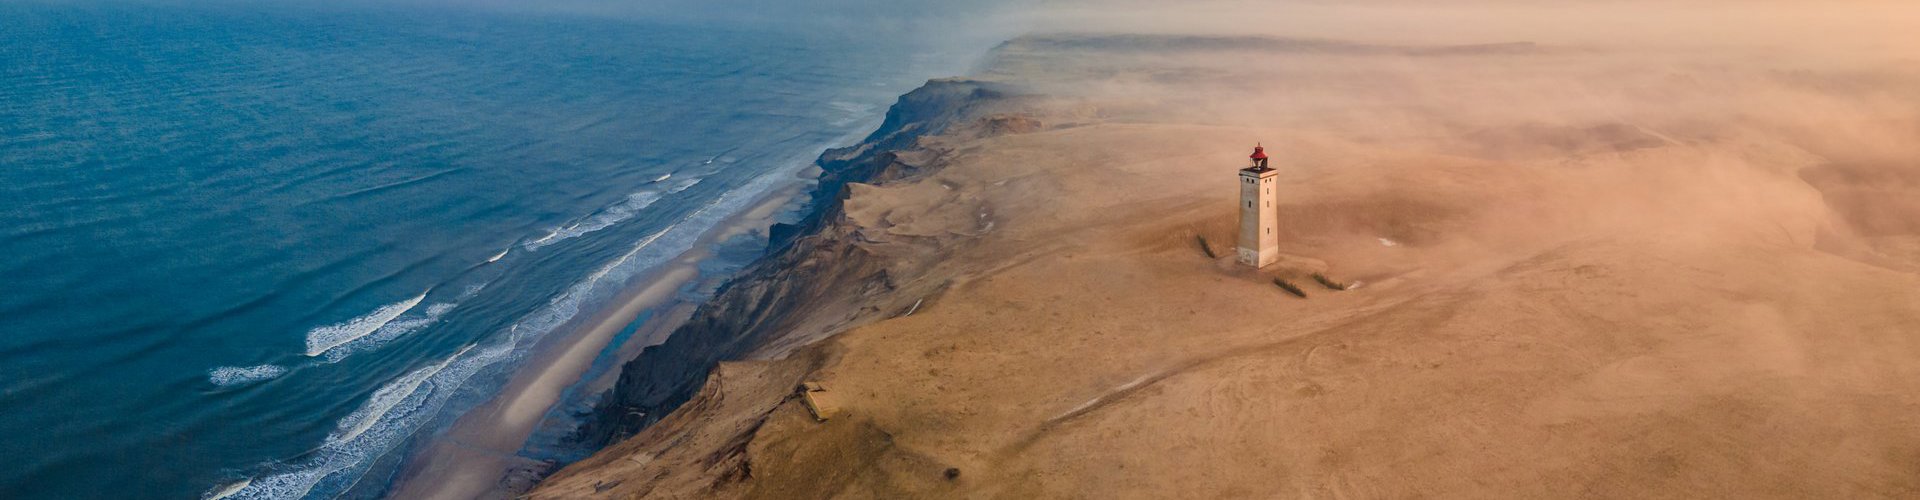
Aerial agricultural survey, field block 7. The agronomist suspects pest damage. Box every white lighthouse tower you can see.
[1237,144,1280,268]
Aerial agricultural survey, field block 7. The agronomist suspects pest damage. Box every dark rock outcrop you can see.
[571,78,1019,450]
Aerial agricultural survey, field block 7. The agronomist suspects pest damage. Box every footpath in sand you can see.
[538,34,1920,499]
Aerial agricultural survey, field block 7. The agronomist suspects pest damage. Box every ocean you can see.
[0,2,993,498]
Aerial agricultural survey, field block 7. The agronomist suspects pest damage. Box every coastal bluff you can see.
[537,33,1920,499]
[548,75,1042,481]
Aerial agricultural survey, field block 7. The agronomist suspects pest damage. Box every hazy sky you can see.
[1016,0,1920,56]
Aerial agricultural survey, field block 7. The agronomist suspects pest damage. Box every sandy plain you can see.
[537,26,1920,500]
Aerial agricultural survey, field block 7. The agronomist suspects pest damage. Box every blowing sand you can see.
[536,10,1920,499]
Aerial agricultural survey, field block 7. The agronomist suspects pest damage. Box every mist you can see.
[961,0,1920,273]
[1017,0,1920,55]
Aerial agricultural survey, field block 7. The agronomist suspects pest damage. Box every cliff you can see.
[539,33,1920,499]
[568,77,1027,452]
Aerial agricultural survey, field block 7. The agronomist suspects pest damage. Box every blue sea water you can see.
[0,2,997,498]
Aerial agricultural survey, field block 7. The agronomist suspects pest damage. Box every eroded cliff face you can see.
[564,77,1030,457]
[541,31,1920,500]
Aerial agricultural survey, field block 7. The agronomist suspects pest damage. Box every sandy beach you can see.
[532,13,1920,499]
[387,179,816,499]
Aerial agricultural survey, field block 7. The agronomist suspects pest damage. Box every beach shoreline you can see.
[532,30,1920,499]
[384,170,820,499]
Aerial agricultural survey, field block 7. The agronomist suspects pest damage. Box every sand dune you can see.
[536,24,1920,500]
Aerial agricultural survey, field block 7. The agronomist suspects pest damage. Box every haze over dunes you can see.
[537,2,1920,498]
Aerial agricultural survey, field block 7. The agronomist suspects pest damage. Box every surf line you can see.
[303,290,431,357]
[290,247,507,360]
[330,344,476,443]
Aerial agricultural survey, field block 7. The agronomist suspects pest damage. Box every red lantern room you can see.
[1247,144,1270,170]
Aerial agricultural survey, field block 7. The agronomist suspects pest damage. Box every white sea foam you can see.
[219,341,514,500]
[208,365,287,387]
[316,302,457,363]
[215,126,866,500]
[654,172,672,182]
[667,177,702,193]
[203,478,250,500]
[474,199,729,395]
[490,228,670,347]
[486,248,509,263]
[525,229,562,248]
[330,344,472,443]
[523,190,667,251]
[303,293,427,357]
[513,141,816,333]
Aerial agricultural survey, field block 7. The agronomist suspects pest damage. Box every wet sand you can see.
[387,180,812,499]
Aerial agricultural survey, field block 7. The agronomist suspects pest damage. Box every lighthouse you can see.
[1237,144,1280,268]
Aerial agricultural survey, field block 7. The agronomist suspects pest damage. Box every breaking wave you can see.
[213,300,456,391]
[214,124,859,500]
[210,224,690,499]
[523,191,664,251]
[203,478,250,500]
[330,344,472,443]
[499,149,811,349]
[522,178,704,252]
[315,303,457,363]
[216,341,513,500]
[303,293,428,357]
[207,365,288,387]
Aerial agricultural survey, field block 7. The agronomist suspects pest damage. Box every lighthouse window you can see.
[1246,201,1253,208]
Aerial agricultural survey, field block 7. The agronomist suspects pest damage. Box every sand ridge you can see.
[537,32,1920,499]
